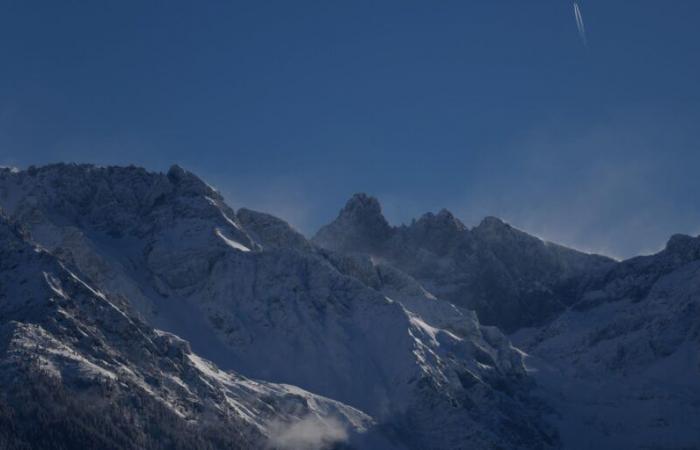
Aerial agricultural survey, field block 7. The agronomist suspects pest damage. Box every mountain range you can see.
[0,164,698,449]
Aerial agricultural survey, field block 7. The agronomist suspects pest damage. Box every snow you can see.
[187,353,231,385]
[43,272,68,299]
[215,227,251,252]
[15,164,698,449]
[511,253,700,449]
[0,212,377,447]
[206,195,244,230]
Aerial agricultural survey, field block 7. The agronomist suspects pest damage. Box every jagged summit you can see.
[315,194,520,252]
[166,164,215,197]
[338,193,391,232]
[167,163,188,178]
[343,192,383,215]
[476,215,509,230]
[314,193,614,331]
[665,233,700,259]
[313,192,392,253]
[415,209,466,231]
[313,193,472,254]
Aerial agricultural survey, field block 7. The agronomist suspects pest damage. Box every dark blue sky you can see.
[1,1,699,258]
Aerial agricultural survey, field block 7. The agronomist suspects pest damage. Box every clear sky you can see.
[1,1,699,259]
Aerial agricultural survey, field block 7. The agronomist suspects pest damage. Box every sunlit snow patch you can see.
[215,227,251,252]
[205,196,244,230]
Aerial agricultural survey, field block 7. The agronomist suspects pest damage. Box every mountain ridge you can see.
[0,165,559,449]
[0,212,377,450]
[313,192,615,332]
[2,165,698,449]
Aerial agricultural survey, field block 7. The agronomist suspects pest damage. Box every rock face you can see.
[313,194,614,332]
[0,165,557,450]
[314,193,393,254]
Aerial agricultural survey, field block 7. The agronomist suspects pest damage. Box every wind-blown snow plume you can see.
[573,1,587,45]
[267,415,349,450]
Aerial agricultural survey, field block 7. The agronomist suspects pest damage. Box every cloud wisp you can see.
[266,414,349,450]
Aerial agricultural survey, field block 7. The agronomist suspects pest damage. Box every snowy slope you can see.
[0,165,557,449]
[4,164,697,449]
[512,234,700,449]
[0,213,377,450]
[314,192,700,449]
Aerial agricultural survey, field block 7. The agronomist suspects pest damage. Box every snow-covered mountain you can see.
[315,193,700,449]
[2,164,697,449]
[0,212,374,450]
[0,165,557,449]
[313,193,614,332]
[512,233,700,449]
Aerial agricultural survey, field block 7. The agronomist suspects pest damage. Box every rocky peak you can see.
[339,193,389,226]
[474,216,509,232]
[166,164,216,197]
[414,209,466,232]
[664,233,700,261]
[471,216,526,247]
[312,193,392,252]
[401,209,468,256]
[0,164,233,230]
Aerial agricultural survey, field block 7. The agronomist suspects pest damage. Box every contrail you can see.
[573,1,587,46]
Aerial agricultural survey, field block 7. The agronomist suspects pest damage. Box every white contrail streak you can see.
[573,1,587,46]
